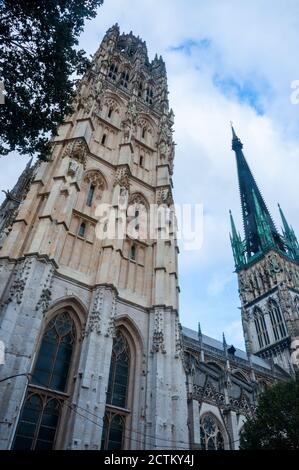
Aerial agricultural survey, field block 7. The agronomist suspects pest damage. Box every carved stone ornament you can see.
[67,160,79,177]
[229,390,256,417]
[35,266,54,314]
[192,382,225,406]
[7,257,33,304]
[175,316,183,356]
[129,192,147,209]
[106,293,117,338]
[84,287,105,337]
[84,170,106,191]
[113,167,130,190]
[63,138,88,169]
[157,187,173,206]
[151,308,166,353]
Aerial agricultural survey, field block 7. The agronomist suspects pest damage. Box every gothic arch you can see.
[102,316,143,450]
[83,169,107,189]
[231,369,249,383]
[137,113,156,131]
[13,297,86,449]
[116,314,145,354]
[102,91,125,111]
[206,361,224,373]
[79,169,108,211]
[137,113,156,146]
[252,306,262,317]
[45,296,88,328]
[267,298,286,341]
[128,191,149,210]
[107,57,121,82]
[127,192,149,242]
[252,306,269,349]
[199,412,228,450]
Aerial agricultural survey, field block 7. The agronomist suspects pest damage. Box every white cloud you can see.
[1,1,299,350]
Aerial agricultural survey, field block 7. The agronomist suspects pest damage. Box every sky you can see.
[1,0,299,349]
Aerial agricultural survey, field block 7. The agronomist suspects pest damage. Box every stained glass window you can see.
[13,312,76,450]
[32,312,75,392]
[269,300,286,340]
[200,414,225,450]
[101,412,125,450]
[102,331,130,450]
[120,71,129,89]
[86,184,95,207]
[108,63,118,81]
[106,332,130,408]
[253,307,269,348]
[78,222,86,238]
[13,393,62,450]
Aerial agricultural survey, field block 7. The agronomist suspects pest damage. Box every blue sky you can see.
[1,0,299,349]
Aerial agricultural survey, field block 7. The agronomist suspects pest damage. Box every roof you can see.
[182,325,272,370]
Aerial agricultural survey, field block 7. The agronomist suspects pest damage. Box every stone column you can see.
[0,257,54,449]
[145,307,188,450]
[66,286,117,450]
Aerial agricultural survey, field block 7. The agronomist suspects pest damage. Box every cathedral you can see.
[0,25,298,451]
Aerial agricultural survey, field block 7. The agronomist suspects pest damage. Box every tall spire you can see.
[252,189,275,251]
[229,210,246,268]
[278,204,299,260]
[231,125,285,258]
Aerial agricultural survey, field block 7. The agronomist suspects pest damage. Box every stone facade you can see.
[0,24,187,451]
[0,25,292,451]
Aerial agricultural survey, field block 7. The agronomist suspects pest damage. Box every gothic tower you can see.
[230,126,299,373]
[0,25,188,450]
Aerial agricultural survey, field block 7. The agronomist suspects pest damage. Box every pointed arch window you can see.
[101,133,107,146]
[253,308,270,348]
[102,331,130,450]
[106,332,130,408]
[31,312,75,392]
[130,244,136,261]
[145,86,154,105]
[200,414,225,450]
[13,312,77,450]
[78,222,86,238]
[269,299,286,341]
[86,184,95,207]
[120,70,130,89]
[101,412,125,450]
[108,63,118,81]
[138,81,143,97]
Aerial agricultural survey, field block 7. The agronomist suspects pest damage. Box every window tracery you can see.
[108,63,118,81]
[102,331,131,450]
[13,312,77,450]
[268,299,286,341]
[200,414,225,450]
[253,307,269,348]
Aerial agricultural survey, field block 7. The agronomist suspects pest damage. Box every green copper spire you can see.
[229,210,246,269]
[231,126,285,258]
[278,204,299,260]
[252,189,275,250]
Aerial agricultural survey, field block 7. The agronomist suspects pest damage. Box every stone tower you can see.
[0,24,188,450]
[230,126,299,373]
